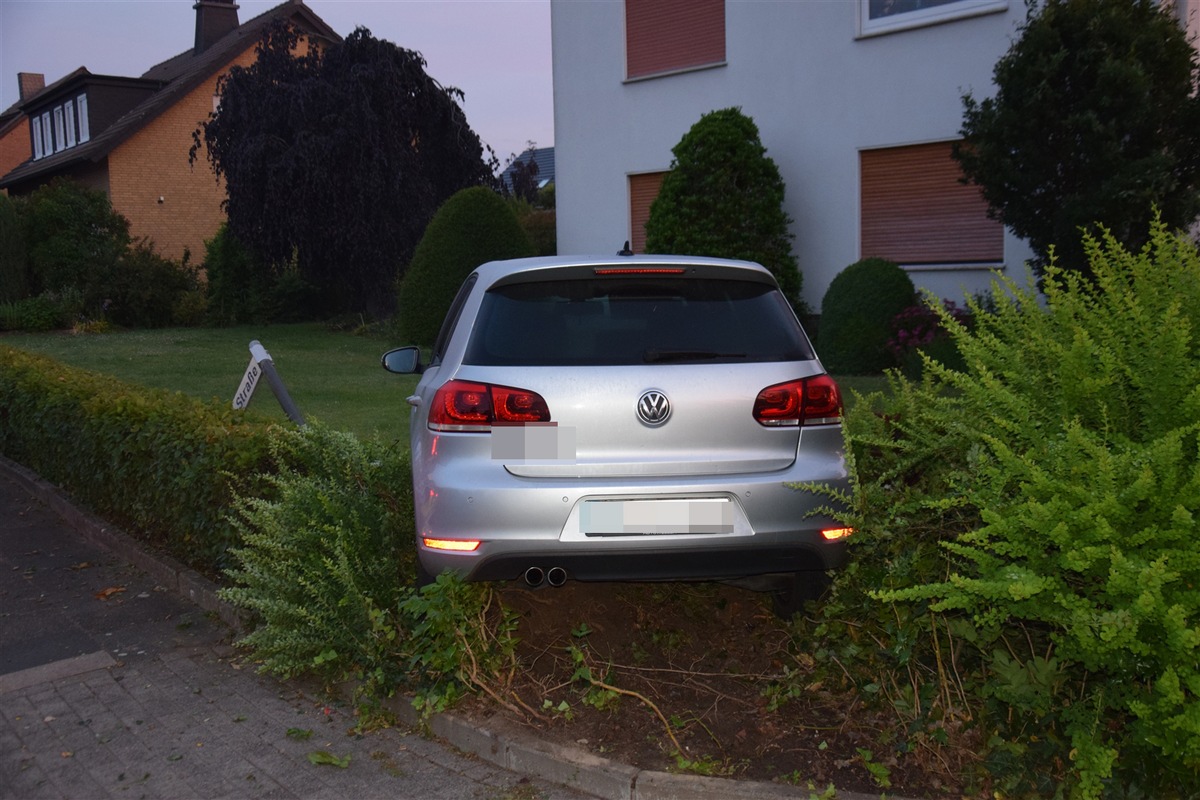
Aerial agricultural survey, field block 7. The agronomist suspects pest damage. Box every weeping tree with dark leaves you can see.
[954,0,1200,281]
[192,22,495,317]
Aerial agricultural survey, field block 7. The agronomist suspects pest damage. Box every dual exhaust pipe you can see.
[524,566,568,588]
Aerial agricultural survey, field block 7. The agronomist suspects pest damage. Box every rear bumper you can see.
[412,423,853,584]
[463,540,847,583]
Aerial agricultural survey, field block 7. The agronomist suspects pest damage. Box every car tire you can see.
[771,571,830,619]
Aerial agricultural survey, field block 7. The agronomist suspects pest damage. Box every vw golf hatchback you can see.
[383,254,852,613]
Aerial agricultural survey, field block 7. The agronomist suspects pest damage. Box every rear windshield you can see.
[463,278,814,366]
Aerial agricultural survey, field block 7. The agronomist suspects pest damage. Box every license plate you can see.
[580,498,733,536]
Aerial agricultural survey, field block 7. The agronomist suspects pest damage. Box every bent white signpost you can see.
[232,340,305,425]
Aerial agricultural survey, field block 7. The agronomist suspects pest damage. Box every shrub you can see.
[23,178,130,302]
[202,223,275,325]
[0,346,276,574]
[220,424,414,691]
[809,218,1200,797]
[645,107,803,309]
[104,241,200,328]
[818,258,915,374]
[888,298,971,378]
[396,186,535,346]
[0,295,64,332]
[0,193,29,303]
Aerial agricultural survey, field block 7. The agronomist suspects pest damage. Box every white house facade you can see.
[550,0,1197,311]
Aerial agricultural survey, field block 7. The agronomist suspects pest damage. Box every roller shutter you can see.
[861,141,1002,265]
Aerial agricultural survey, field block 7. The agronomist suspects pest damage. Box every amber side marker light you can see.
[821,527,854,541]
[423,538,482,552]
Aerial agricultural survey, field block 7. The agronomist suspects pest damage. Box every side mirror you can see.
[381,346,422,374]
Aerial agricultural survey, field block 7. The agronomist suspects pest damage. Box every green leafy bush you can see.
[818,258,915,374]
[202,223,275,325]
[105,241,200,328]
[644,107,803,309]
[220,425,414,690]
[396,186,535,346]
[0,346,276,573]
[811,219,1200,797]
[23,178,130,303]
[0,193,29,303]
[0,295,64,332]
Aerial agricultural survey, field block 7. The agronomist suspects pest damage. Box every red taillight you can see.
[753,374,842,427]
[429,380,551,431]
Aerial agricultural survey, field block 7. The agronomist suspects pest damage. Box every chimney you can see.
[194,0,240,54]
[18,72,45,102]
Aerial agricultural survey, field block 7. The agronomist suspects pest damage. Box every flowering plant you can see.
[887,299,970,361]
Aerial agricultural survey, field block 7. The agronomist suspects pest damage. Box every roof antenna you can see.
[617,241,633,256]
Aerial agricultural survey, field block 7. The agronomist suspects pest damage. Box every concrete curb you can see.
[0,454,913,800]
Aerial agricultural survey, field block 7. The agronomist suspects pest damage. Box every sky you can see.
[0,0,554,166]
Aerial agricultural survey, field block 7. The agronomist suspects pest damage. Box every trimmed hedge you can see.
[0,346,278,575]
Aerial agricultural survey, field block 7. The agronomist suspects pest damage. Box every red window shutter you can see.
[860,141,1003,265]
[626,0,725,80]
[629,172,667,254]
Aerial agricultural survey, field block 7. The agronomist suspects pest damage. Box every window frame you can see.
[858,0,1007,37]
[76,94,90,143]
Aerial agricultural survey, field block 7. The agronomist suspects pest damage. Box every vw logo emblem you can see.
[637,390,671,426]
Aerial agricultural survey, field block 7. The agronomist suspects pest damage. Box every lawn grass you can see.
[1,324,420,442]
[2,323,891,439]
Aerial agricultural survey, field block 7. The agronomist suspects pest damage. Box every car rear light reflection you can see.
[423,537,481,552]
[429,380,551,431]
[821,527,854,541]
[753,374,843,427]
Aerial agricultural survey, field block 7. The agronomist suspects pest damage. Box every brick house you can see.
[0,0,339,263]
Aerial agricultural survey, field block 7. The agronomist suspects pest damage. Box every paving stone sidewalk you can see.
[0,465,591,800]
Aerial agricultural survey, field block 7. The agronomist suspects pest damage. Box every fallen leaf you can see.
[95,586,126,601]
[307,751,351,768]
[69,562,93,571]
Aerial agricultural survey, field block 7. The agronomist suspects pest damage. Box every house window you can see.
[53,106,66,153]
[31,115,44,160]
[64,101,77,147]
[629,171,667,254]
[625,0,725,80]
[76,94,90,143]
[860,141,1003,266]
[859,0,1008,37]
[40,112,53,157]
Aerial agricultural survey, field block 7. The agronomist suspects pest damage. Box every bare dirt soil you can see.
[453,581,973,799]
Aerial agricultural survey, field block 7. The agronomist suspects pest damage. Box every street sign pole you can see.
[231,340,305,426]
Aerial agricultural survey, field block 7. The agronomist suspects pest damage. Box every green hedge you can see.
[0,346,278,575]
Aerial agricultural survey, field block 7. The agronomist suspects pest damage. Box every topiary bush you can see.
[644,107,803,309]
[804,217,1200,797]
[396,186,535,346]
[818,258,915,374]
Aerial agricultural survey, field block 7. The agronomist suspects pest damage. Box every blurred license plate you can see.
[581,498,733,536]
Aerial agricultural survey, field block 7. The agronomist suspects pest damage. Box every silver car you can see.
[383,254,852,614]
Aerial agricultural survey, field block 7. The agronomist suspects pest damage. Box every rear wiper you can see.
[643,349,748,363]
